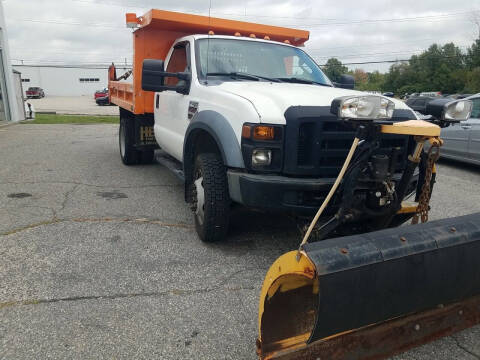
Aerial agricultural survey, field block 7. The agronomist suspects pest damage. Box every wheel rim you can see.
[119,123,126,158]
[194,173,205,226]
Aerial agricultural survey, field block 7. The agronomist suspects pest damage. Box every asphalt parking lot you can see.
[1,123,480,359]
[27,96,118,116]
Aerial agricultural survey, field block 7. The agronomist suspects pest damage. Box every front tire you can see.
[192,152,230,242]
[119,116,140,165]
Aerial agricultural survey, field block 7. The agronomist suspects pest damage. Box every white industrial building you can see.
[0,2,25,123]
[13,65,131,97]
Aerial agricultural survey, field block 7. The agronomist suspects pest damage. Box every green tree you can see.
[352,69,368,89]
[467,39,480,69]
[442,43,465,70]
[323,38,480,95]
[383,62,411,93]
[323,58,348,83]
[382,42,468,94]
[397,84,420,96]
[450,69,470,92]
[355,70,385,91]
[464,67,480,93]
[367,71,386,91]
[432,63,452,93]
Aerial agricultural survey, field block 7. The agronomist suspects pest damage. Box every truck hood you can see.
[216,81,413,124]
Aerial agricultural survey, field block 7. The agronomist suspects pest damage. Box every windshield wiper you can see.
[206,72,280,82]
[275,77,333,87]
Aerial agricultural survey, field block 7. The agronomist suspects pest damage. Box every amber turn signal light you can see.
[242,125,276,140]
[242,125,252,139]
[253,126,275,140]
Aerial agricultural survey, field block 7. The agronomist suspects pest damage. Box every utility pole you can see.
[470,11,480,39]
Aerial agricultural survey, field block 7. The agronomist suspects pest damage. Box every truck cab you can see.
[110,10,420,242]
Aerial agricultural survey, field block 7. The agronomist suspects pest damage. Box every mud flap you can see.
[134,115,159,150]
[258,212,480,359]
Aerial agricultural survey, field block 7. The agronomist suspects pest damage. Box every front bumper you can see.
[227,170,419,215]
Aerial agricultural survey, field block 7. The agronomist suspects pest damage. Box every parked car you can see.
[420,91,442,97]
[382,92,394,98]
[94,88,108,99]
[405,96,435,114]
[440,94,480,165]
[26,87,45,99]
[96,96,111,106]
[456,94,474,99]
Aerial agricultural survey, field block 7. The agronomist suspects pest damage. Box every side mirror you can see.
[425,98,472,124]
[142,59,166,91]
[142,59,191,94]
[175,75,192,95]
[334,75,355,90]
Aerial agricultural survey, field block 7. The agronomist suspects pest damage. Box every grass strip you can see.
[27,114,119,124]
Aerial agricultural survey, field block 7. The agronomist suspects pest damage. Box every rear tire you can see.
[192,152,230,242]
[119,116,140,165]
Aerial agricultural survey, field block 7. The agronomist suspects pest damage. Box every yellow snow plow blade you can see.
[257,115,480,359]
[257,213,480,360]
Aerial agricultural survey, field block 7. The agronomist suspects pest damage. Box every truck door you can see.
[154,42,191,161]
[467,97,480,162]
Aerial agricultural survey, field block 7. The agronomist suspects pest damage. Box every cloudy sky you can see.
[3,0,480,72]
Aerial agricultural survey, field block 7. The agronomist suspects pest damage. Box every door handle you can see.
[461,125,472,130]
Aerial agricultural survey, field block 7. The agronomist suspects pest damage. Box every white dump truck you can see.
[110,9,452,244]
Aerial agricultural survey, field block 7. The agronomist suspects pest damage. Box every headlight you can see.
[252,149,272,166]
[444,100,472,121]
[331,95,395,120]
[425,99,472,122]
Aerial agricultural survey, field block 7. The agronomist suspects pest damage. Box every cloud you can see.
[3,0,480,72]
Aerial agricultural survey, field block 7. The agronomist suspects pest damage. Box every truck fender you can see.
[183,110,245,200]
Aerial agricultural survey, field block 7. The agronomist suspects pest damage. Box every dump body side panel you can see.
[109,81,134,112]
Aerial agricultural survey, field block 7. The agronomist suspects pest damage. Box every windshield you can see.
[196,38,332,86]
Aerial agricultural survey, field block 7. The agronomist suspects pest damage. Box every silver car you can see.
[440,94,480,165]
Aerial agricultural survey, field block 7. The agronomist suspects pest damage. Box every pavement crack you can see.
[0,268,264,309]
[0,181,180,189]
[1,217,193,236]
[452,335,480,359]
[58,184,80,216]
[1,219,61,236]
[70,217,194,229]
